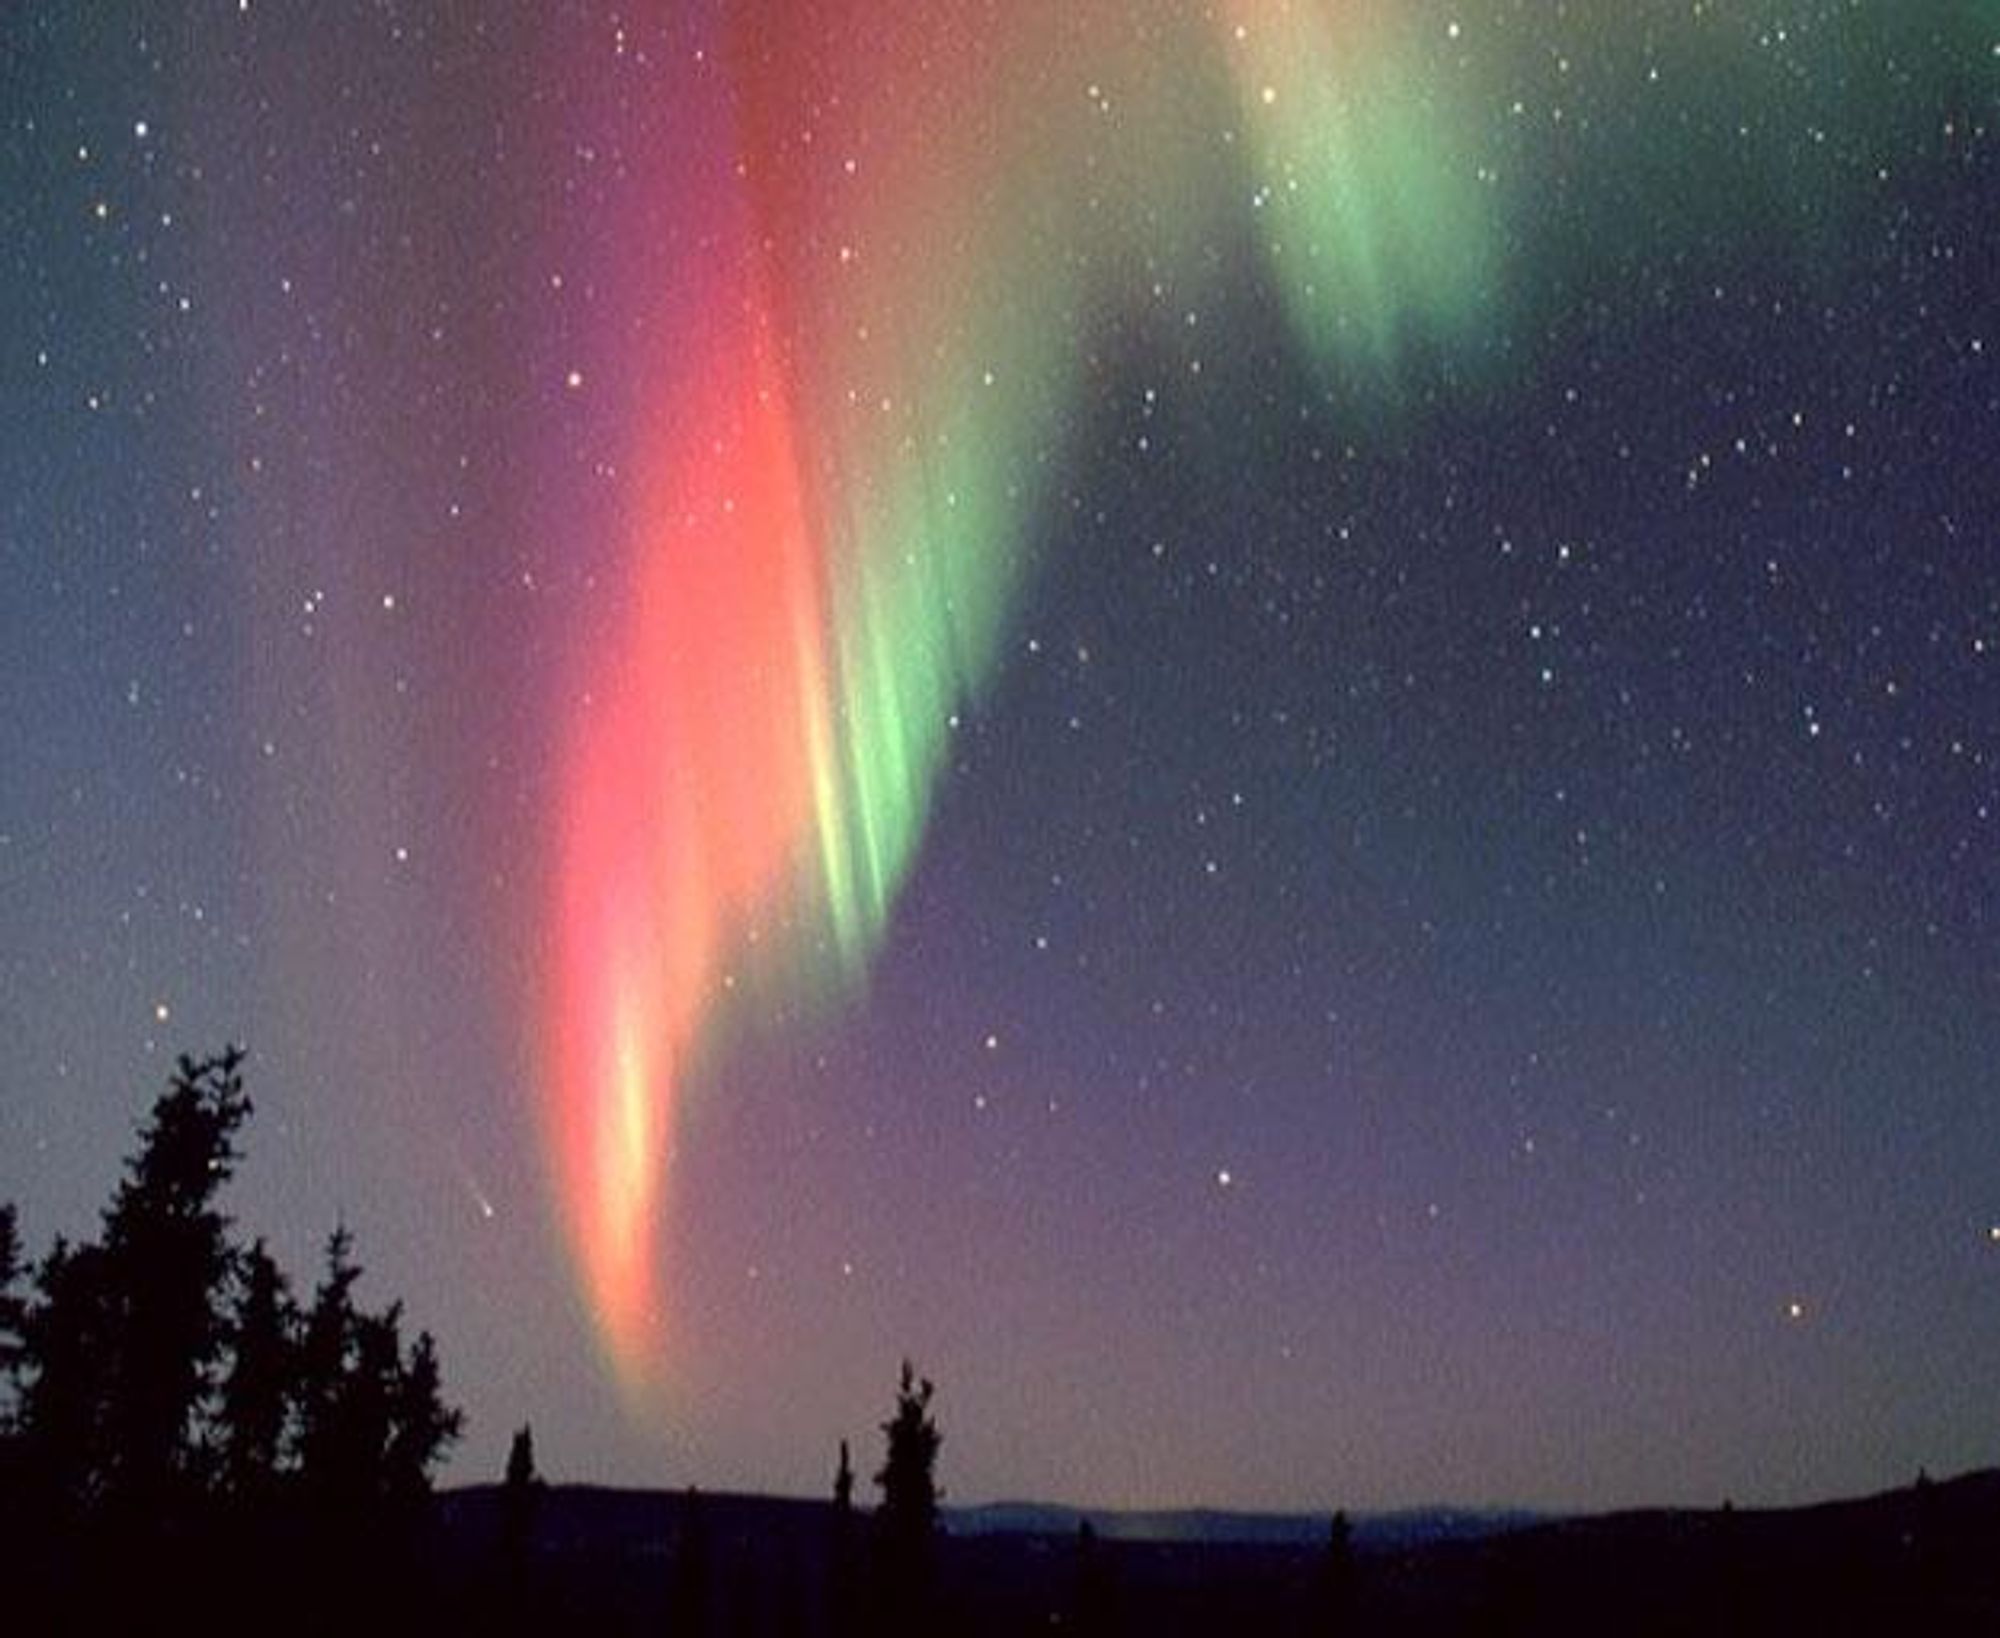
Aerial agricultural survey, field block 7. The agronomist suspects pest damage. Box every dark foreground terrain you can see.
[422,1467,2000,1637]
[8,1465,1998,1634]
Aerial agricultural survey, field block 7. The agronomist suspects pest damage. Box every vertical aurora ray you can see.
[542,2,1520,1390]
[549,296,830,1384]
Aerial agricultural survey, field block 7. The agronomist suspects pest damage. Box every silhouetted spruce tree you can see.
[216,1238,295,1503]
[15,1050,249,1524]
[499,1422,542,1582]
[96,1048,249,1515]
[287,1221,464,1513]
[386,1327,462,1500]
[284,1227,463,1630]
[0,1201,30,1596]
[873,1361,942,1634]
[10,1235,115,1627]
[0,1202,25,1423]
[15,1236,114,1513]
[4,1053,252,1629]
[834,1436,854,1516]
[874,1361,940,1544]
[0,1202,25,1522]
[504,1422,538,1490]
[363,1311,460,1620]
[828,1437,859,1638]
[341,1302,405,1500]
[294,1225,362,1502]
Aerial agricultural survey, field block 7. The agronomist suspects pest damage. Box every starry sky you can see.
[3,1,1998,1515]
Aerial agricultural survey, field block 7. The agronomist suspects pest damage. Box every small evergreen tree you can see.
[500,1422,540,1558]
[494,1422,544,1632]
[504,1423,538,1491]
[833,1437,854,1516]
[873,1361,942,1634]
[874,1361,941,1547]
[827,1437,859,1638]
[386,1328,462,1500]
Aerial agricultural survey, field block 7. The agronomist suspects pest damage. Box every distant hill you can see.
[439,1482,1538,1551]
[947,1499,1542,1548]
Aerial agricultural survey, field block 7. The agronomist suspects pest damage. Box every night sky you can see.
[4,2,1998,1515]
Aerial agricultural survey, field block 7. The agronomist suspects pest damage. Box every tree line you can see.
[0,1048,462,1631]
[1,1050,1361,1635]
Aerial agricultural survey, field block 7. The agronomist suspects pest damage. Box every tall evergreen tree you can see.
[15,1051,249,1517]
[216,1239,295,1502]
[4,1047,468,1631]
[294,1226,361,1499]
[335,1302,404,1505]
[16,1236,114,1511]
[0,1203,26,1425]
[95,1049,250,1512]
[294,1235,462,1510]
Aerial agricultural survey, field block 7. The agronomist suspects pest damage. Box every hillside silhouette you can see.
[426,1466,2000,1637]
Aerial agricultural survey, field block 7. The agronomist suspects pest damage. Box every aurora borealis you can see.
[551,1,1516,1391]
[5,3,1999,1510]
